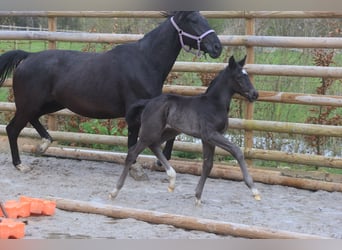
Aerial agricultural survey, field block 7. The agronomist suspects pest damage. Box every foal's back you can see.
[139,93,228,140]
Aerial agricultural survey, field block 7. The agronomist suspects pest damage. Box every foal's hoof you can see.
[167,186,175,193]
[195,198,202,207]
[254,194,261,201]
[109,189,119,200]
[252,188,261,201]
[15,164,32,173]
[129,163,149,181]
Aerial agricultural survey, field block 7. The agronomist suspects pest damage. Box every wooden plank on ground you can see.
[49,197,330,239]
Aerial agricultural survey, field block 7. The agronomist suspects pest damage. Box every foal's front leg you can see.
[195,142,215,206]
[207,132,261,201]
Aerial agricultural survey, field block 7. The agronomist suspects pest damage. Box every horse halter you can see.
[170,16,215,57]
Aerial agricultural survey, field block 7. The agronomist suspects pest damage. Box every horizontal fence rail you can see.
[1,11,342,18]
[1,101,341,137]
[0,125,341,169]
[2,31,342,49]
[0,11,341,173]
[2,80,342,107]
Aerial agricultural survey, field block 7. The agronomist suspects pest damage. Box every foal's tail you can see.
[125,99,150,127]
[0,50,30,86]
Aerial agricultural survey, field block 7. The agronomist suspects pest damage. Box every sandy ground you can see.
[0,138,342,239]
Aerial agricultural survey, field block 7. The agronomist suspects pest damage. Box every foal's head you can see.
[165,11,222,58]
[227,55,259,102]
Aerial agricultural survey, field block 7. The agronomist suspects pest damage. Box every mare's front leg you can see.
[194,142,215,206]
[109,140,148,199]
[207,132,261,201]
[149,145,176,192]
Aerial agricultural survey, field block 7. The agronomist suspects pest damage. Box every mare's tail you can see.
[125,99,150,127]
[0,50,30,86]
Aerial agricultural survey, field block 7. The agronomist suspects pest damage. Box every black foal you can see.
[110,55,261,205]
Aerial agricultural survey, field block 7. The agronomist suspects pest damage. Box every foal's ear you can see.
[228,55,237,70]
[239,55,247,67]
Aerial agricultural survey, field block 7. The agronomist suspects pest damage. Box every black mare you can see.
[0,11,222,173]
[110,56,261,205]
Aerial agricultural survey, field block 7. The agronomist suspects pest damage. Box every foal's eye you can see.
[236,75,244,81]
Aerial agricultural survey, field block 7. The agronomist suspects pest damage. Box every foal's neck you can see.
[205,70,235,110]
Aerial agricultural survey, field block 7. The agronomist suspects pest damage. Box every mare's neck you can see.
[205,71,235,110]
[139,18,182,82]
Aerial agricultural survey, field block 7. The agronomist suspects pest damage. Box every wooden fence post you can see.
[47,16,58,131]
[244,17,255,167]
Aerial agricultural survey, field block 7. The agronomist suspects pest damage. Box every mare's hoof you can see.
[15,164,32,173]
[129,163,149,181]
[167,186,175,193]
[36,138,51,155]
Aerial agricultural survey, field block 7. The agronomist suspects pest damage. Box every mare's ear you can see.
[239,55,247,67]
[228,55,237,70]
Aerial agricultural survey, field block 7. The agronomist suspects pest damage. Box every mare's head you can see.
[227,55,258,102]
[166,11,222,58]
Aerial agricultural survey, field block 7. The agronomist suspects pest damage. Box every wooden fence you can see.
[0,11,341,170]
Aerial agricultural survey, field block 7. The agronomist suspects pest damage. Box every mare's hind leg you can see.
[194,142,215,206]
[6,113,31,172]
[206,132,261,201]
[30,118,53,155]
[109,140,148,199]
[149,145,176,192]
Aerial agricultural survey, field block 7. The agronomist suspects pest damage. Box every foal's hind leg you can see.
[149,145,176,192]
[194,142,215,206]
[109,140,148,199]
[127,125,149,181]
[30,118,53,155]
[207,132,261,200]
[156,138,175,167]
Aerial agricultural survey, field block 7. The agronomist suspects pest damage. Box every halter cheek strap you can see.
[170,16,215,57]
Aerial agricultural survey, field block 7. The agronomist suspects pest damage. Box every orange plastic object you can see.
[0,218,25,239]
[19,196,56,216]
[0,200,30,219]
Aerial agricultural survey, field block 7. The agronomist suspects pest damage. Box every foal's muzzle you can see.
[246,90,259,102]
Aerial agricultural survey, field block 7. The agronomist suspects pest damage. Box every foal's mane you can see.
[204,66,227,94]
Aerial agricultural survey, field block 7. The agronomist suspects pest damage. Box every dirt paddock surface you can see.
[1,141,342,239]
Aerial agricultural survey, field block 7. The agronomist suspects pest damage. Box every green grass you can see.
[0,88,9,101]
